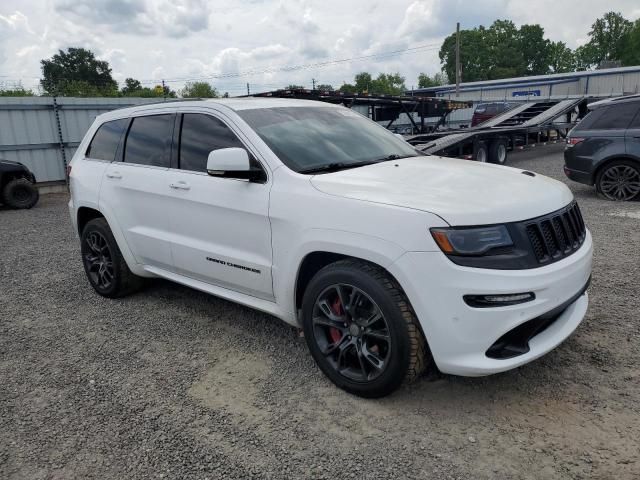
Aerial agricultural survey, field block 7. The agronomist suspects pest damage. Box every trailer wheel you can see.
[473,142,488,163]
[489,139,508,165]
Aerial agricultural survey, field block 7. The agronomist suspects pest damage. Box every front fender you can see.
[273,228,409,326]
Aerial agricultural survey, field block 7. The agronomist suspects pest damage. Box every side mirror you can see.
[206,148,266,182]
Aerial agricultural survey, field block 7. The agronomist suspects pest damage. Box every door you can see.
[165,112,273,300]
[100,113,176,270]
[625,105,640,159]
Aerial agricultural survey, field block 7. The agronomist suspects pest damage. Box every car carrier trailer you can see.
[405,97,589,164]
[250,89,589,166]
[248,88,471,134]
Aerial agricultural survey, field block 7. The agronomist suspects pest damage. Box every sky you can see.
[1,0,639,96]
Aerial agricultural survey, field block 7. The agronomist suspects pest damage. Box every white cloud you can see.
[0,0,639,94]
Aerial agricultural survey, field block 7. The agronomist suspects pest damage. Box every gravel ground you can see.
[1,144,639,480]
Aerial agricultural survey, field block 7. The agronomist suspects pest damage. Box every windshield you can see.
[237,106,422,173]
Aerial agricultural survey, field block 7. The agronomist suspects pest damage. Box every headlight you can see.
[430,225,513,255]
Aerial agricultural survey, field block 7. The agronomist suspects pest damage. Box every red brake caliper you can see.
[329,296,344,343]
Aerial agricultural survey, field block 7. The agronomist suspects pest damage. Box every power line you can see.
[2,42,441,94]
[142,43,440,83]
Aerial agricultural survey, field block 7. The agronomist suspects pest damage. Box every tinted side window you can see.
[124,114,174,167]
[86,118,128,161]
[629,109,640,129]
[179,114,244,172]
[585,103,640,130]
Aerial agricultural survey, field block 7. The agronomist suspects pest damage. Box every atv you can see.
[0,159,40,209]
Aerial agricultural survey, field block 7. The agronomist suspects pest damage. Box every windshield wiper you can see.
[369,153,418,162]
[299,154,420,175]
[299,160,380,174]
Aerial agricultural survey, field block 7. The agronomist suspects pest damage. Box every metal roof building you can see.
[412,66,640,101]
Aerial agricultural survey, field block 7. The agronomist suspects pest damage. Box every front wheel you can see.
[596,160,640,201]
[301,259,428,398]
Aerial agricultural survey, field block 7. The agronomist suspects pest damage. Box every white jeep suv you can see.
[68,99,592,398]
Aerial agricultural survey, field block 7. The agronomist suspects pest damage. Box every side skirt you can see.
[143,265,296,326]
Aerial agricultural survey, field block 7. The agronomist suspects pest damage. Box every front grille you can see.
[525,202,586,264]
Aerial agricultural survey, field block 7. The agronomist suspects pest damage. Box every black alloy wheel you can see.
[80,218,143,298]
[311,283,391,382]
[83,230,115,291]
[597,161,640,201]
[301,259,428,398]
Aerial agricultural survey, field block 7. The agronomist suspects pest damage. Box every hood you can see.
[310,156,574,226]
[0,159,24,166]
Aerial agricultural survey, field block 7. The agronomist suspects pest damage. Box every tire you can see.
[80,218,143,298]
[489,139,508,165]
[595,160,640,201]
[301,259,429,398]
[2,178,39,209]
[473,142,488,163]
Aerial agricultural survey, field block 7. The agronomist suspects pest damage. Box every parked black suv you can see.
[0,159,40,209]
[564,95,640,201]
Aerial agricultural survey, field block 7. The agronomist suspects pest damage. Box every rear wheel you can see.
[2,178,39,209]
[596,160,640,201]
[81,218,143,298]
[489,139,508,165]
[301,259,428,398]
[474,142,488,163]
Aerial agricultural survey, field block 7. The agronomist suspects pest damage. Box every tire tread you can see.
[317,259,429,384]
[82,218,143,298]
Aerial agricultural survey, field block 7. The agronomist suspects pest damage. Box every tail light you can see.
[566,137,585,147]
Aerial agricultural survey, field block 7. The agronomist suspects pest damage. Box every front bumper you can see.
[388,230,592,376]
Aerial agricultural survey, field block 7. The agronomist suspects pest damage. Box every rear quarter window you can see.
[578,103,640,131]
[86,118,128,161]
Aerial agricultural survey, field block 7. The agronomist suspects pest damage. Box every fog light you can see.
[464,292,535,308]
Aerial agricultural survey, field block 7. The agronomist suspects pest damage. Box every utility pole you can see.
[246,82,250,95]
[455,22,461,97]
[312,78,316,90]
[162,79,167,101]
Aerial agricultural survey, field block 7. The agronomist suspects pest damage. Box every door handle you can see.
[169,181,191,190]
[106,171,122,179]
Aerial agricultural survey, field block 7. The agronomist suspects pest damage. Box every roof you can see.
[587,93,640,110]
[96,97,335,122]
[413,65,640,94]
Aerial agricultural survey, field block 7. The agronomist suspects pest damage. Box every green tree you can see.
[518,24,552,76]
[548,41,577,73]
[440,26,491,82]
[285,84,305,90]
[371,73,406,95]
[576,12,632,68]
[353,72,373,92]
[338,82,356,93]
[121,78,142,95]
[618,19,640,66]
[337,72,406,95]
[418,72,448,88]
[439,20,579,81]
[40,47,118,96]
[315,84,334,91]
[485,20,526,79]
[180,81,219,98]
[0,85,35,97]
